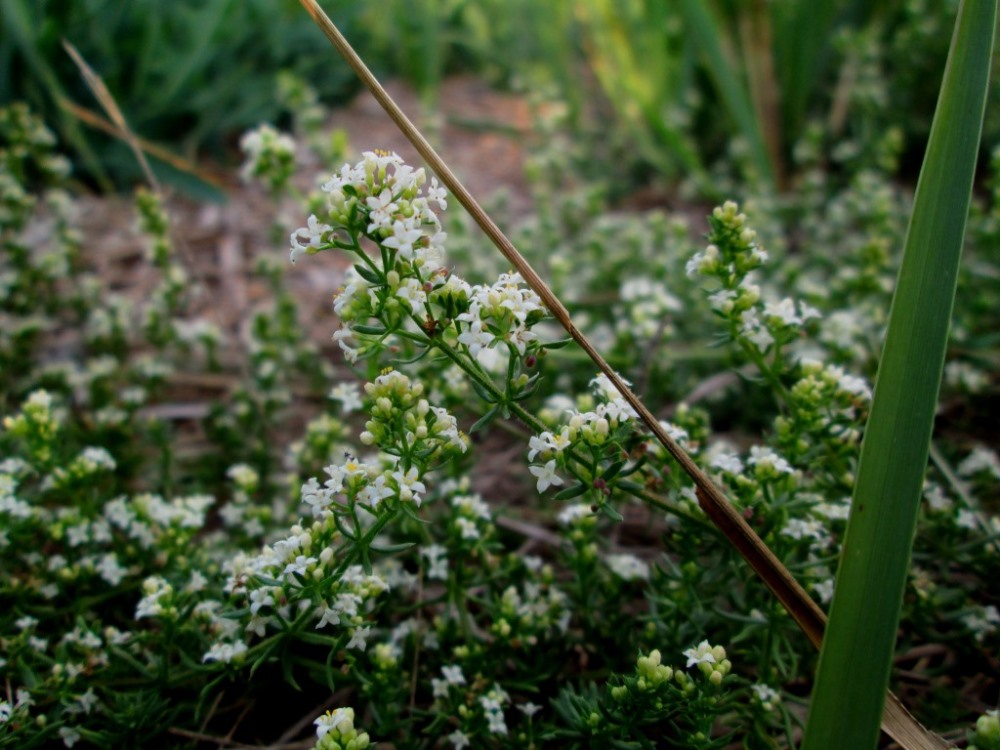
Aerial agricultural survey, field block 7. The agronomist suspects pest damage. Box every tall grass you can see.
[802,1,997,748]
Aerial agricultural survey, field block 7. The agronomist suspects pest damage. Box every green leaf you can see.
[469,376,498,404]
[353,264,384,284]
[543,337,574,350]
[370,540,416,553]
[676,0,775,186]
[470,404,501,433]
[552,482,587,501]
[598,503,624,522]
[602,460,627,482]
[802,3,997,749]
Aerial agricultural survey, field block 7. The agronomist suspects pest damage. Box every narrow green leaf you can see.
[353,265,383,284]
[771,0,839,142]
[552,482,588,502]
[469,404,500,433]
[676,0,775,186]
[802,3,996,749]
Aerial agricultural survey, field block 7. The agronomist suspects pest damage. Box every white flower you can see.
[529,460,564,493]
[347,626,371,651]
[365,188,398,232]
[956,509,978,530]
[315,707,355,739]
[59,727,81,748]
[958,446,1000,480]
[528,431,570,461]
[359,473,395,508]
[683,640,716,668]
[557,503,593,527]
[606,553,650,581]
[448,730,471,749]
[518,701,542,717]
[812,578,835,604]
[249,588,274,616]
[455,517,480,540]
[923,483,953,512]
[290,215,331,264]
[332,325,360,363]
[781,518,829,544]
[752,683,780,710]
[329,382,363,413]
[392,467,426,505]
[747,445,794,476]
[202,641,248,664]
[421,544,449,580]
[442,664,466,685]
[382,218,424,261]
[427,177,448,210]
[711,453,744,475]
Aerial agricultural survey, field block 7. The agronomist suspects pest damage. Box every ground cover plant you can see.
[1,3,999,749]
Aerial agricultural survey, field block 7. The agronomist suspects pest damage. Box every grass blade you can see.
[802,2,997,748]
[676,0,775,186]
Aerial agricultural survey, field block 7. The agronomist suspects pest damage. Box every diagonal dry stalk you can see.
[63,40,160,193]
[63,40,210,307]
[296,2,947,747]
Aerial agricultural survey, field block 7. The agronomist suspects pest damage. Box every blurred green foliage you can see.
[0,0,372,187]
[1,0,995,194]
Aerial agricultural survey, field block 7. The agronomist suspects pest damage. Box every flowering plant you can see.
[0,101,997,749]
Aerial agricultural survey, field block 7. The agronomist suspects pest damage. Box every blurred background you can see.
[3,0,997,198]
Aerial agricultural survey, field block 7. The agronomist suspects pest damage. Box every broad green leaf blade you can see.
[802,2,997,749]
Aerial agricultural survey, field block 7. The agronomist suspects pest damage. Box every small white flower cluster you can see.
[434,671,515,742]
[218,463,267,538]
[0,471,31,521]
[219,526,390,650]
[688,202,821,353]
[526,372,640,493]
[751,683,781,711]
[292,152,554,381]
[455,271,544,360]
[605,553,650,581]
[313,706,370,750]
[616,277,682,339]
[450,493,492,541]
[290,150,446,266]
[359,369,468,462]
[746,445,796,481]
[494,580,571,639]
[329,381,364,414]
[959,446,1000,481]
[686,202,769,277]
[962,604,999,643]
[431,663,467,698]
[135,576,175,620]
[682,640,732,685]
[239,124,297,191]
[202,640,248,664]
[479,684,510,736]
[54,450,117,488]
